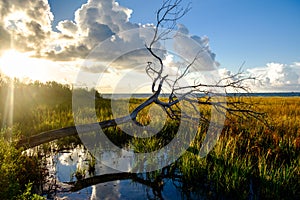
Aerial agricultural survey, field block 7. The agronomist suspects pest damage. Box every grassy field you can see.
[178,97,300,199]
[0,78,299,199]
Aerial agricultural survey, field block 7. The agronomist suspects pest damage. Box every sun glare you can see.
[0,50,49,81]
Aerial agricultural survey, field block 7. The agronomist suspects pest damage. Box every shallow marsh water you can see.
[38,144,203,200]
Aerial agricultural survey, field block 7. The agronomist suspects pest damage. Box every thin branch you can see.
[16,0,266,151]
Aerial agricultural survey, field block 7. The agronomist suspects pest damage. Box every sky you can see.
[0,0,299,92]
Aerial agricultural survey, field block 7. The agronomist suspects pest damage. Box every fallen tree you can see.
[17,0,262,150]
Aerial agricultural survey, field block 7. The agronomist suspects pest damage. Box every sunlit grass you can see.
[0,78,299,198]
[176,97,300,198]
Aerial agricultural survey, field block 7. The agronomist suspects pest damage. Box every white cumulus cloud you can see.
[247,62,300,91]
[0,0,220,90]
[174,24,219,71]
[215,62,300,92]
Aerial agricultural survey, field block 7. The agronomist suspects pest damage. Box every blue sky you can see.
[49,0,300,71]
[0,0,299,92]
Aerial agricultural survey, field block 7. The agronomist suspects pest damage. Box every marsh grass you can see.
[93,96,299,199]
[0,78,299,199]
[175,97,300,199]
[0,129,44,199]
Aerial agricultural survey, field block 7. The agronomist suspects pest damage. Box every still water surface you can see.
[40,145,203,200]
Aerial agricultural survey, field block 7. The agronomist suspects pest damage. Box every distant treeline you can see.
[0,75,101,128]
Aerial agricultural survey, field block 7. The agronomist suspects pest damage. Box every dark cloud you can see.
[0,0,53,56]
[26,0,53,20]
[45,44,89,61]
[0,0,10,18]
[56,20,78,37]
[0,26,11,54]
[80,63,107,73]
[44,0,139,61]
[0,0,29,18]
[0,0,219,75]
[87,22,114,44]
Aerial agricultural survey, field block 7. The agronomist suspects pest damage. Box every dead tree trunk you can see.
[16,0,263,150]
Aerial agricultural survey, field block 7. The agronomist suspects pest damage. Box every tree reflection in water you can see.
[43,144,204,200]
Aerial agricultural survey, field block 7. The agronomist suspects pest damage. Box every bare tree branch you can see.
[16,0,265,150]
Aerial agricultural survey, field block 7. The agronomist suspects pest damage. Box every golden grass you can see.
[1,93,299,199]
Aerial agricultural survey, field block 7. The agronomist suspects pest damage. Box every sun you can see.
[0,50,29,78]
[0,49,50,81]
